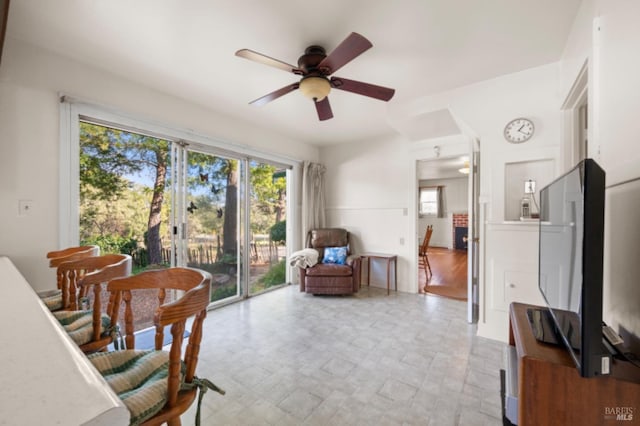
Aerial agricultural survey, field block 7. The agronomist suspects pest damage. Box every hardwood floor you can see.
[419,247,468,300]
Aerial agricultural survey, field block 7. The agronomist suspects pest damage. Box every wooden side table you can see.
[360,252,398,295]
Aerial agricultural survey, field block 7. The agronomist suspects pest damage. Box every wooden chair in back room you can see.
[419,225,433,279]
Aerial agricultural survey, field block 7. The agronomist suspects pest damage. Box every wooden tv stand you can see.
[508,302,640,425]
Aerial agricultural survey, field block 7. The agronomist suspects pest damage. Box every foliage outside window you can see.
[419,187,438,216]
[79,122,170,267]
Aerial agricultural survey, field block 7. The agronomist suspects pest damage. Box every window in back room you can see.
[419,186,439,216]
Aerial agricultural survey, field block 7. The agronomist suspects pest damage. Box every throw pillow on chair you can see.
[322,246,348,264]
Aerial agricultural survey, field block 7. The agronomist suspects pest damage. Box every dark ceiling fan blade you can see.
[317,32,373,75]
[315,97,333,121]
[330,77,395,101]
[0,0,9,66]
[235,49,304,75]
[249,83,300,106]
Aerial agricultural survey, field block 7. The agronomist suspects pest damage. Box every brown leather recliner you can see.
[299,228,361,295]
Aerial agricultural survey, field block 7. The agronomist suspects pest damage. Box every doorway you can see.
[561,60,588,168]
[417,157,469,300]
[410,136,480,324]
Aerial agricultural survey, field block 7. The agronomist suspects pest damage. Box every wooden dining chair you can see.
[39,245,100,311]
[46,245,100,267]
[55,253,130,311]
[419,225,433,278]
[88,267,224,426]
[51,254,132,354]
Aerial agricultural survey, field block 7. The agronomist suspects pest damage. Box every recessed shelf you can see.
[504,159,554,221]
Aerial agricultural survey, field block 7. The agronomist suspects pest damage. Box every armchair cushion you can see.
[305,263,352,277]
[322,246,348,265]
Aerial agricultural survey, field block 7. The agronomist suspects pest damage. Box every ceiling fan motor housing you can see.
[298,45,328,74]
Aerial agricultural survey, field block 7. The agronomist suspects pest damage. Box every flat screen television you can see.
[529,158,611,378]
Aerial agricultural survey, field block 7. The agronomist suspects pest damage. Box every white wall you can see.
[559,0,596,101]
[418,177,468,248]
[0,38,319,291]
[322,63,563,327]
[322,133,413,291]
[555,0,640,349]
[588,0,640,346]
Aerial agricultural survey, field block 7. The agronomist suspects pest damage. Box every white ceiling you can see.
[6,0,581,146]
[418,157,470,180]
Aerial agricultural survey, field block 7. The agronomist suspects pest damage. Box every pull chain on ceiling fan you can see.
[235,32,395,121]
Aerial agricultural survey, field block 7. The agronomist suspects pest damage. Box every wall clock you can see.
[504,118,534,143]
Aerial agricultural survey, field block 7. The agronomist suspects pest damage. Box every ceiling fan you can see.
[235,32,395,121]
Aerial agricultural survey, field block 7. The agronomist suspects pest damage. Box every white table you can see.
[0,256,129,425]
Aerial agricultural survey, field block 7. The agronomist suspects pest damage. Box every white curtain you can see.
[302,161,326,239]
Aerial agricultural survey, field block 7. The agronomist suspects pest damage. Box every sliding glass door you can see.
[176,146,243,303]
[175,147,290,302]
[71,108,293,310]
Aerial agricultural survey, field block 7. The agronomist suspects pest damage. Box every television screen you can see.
[536,158,610,377]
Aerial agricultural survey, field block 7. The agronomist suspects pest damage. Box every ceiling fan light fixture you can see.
[299,76,331,101]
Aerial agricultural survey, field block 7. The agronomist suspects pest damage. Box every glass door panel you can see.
[78,120,174,331]
[183,149,242,304]
[78,120,173,271]
[248,160,288,295]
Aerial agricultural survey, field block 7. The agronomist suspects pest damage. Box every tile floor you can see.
[182,285,506,425]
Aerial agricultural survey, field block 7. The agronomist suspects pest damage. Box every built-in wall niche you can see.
[504,159,555,221]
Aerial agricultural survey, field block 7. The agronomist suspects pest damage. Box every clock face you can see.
[504,118,534,143]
